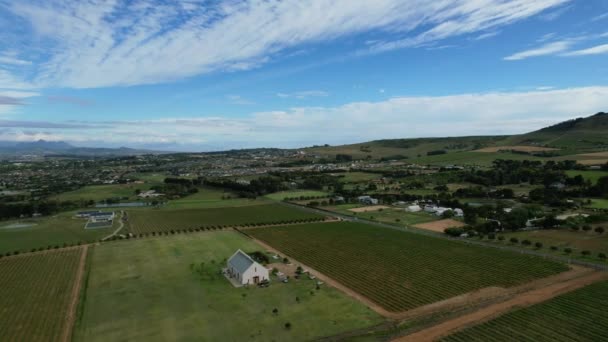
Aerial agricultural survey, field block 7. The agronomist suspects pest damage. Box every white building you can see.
[226,250,270,286]
[406,205,422,212]
[138,190,163,198]
[358,195,379,205]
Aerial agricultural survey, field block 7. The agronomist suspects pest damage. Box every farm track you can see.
[61,245,88,342]
[396,270,608,342]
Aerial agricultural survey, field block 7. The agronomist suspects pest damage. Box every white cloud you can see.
[562,44,608,57]
[226,95,255,105]
[4,0,569,89]
[504,41,571,60]
[472,31,500,41]
[4,86,608,149]
[277,90,329,99]
[592,12,608,22]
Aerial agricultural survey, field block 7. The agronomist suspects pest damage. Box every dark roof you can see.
[228,250,255,274]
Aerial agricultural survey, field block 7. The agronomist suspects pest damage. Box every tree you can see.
[598,253,606,260]
[444,227,464,237]
[550,246,559,251]
[595,227,605,234]
[441,210,455,219]
[272,308,279,315]
[510,237,519,244]
[535,242,543,249]
[498,236,505,241]
[581,250,591,257]
[284,322,292,330]
[582,225,592,232]
[521,239,532,246]
[564,248,572,255]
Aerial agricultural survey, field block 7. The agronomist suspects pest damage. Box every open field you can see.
[50,184,153,202]
[474,145,558,153]
[414,219,466,233]
[75,232,382,342]
[265,190,329,201]
[165,187,268,209]
[440,279,608,342]
[127,204,324,234]
[338,172,383,183]
[409,151,546,167]
[0,248,85,342]
[0,212,114,255]
[501,229,608,253]
[248,222,568,312]
[565,170,608,184]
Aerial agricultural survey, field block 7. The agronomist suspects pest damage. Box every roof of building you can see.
[227,249,256,274]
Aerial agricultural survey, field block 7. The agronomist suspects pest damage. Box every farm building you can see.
[89,211,115,222]
[406,205,422,212]
[226,250,269,286]
[76,210,102,218]
[357,196,378,205]
[138,190,163,198]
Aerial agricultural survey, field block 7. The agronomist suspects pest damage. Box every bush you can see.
[564,248,572,254]
[510,237,519,244]
[582,225,592,232]
[595,227,605,234]
[497,235,505,241]
[284,322,292,330]
[581,250,591,257]
[598,252,606,260]
[444,227,464,237]
[534,242,543,249]
[488,233,496,240]
[550,246,559,251]
[521,239,532,246]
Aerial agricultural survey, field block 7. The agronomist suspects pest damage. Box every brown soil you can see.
[349,205,391,213]
[414,219,466,233]
[395,268,608,342]
[474,146,558,153]
[576,159,608,166]
[61,245,89,342]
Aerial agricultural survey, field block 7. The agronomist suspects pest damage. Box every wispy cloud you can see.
[226,95,255,105]
[3,86,607,149]
[47,95,94,107]
[277,90,329,99]
[592,12,608,22]
[562,44,608,57]
[3,0,569,89]
[472,31,500,41]
[504,41,571,60]
[0,90,39,114]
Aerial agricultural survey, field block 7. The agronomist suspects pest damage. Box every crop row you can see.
[127,204,324,235]
[249,222,568,312]
[442,280,608,341]
[0,248,82,342]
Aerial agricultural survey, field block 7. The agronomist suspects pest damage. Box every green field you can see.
[166,187,269,209]
[265,190,329,201]
[50,184,153,202]
[565,170,608,184]
[409,151,546,167]
[249,222,568,312]
[338,172,383,183]
[75,232,382,341]
[442,280,608,342]
[586,198,608,209]
[0,248,83,341]
[0,212,114,254]
[127,204,324,234]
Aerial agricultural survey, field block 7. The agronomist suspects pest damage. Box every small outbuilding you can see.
[226,250,270,286]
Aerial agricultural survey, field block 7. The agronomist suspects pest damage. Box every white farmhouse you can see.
[226,250,270,286]
[406,205,422,212]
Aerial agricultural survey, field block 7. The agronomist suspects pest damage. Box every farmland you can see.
[0,212,113,255]
[0,248,84,342]
[75,232,382,341]
[248,222,569,312]
[164,186,268,209]
[441,280,608,342]
[326,204,439,227]
[265,190,329,201]
[127,204,324,234]
[50,184,154,202]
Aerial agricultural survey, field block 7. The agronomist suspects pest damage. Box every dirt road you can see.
[60,245,89,342]
[396,270,608,342]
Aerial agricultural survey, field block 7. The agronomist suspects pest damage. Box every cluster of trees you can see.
[203,176,287,198]
[148,177,201,199]
[0,200,80,221]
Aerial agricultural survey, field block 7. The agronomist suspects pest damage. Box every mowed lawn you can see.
[75,232,382,342]
[265,190,329,201]
[442,280,608,342]
[127,204,324,234]
[586,198,608,209]
[0,248,83,341]
[249,222,568,312]
[0,212,113,254]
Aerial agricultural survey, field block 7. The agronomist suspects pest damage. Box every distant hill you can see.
[0,140,168,158]
[504,112,608,150]
[307,112,608,161]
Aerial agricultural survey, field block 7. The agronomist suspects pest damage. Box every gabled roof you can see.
[227,249,256,274]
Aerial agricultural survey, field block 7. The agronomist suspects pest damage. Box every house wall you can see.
[240,264,270,285]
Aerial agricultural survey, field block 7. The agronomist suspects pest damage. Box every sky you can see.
[0,0,607,151]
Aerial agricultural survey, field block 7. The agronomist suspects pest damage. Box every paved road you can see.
[280,202,608,271]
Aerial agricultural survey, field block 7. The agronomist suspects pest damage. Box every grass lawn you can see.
[50,184,153,202]
[565,170,608,184]
[265,190,329,201]
[75,232,382,342]
[338,172,382,183]
[166,187,269,209]
[0,211,114,254]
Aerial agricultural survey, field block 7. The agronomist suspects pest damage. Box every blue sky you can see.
[0,0,607,151]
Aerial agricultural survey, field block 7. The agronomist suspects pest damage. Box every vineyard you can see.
[442,280,608,341]
[127,204,324,234]
[248,222,569,312]
[0,248,84,341]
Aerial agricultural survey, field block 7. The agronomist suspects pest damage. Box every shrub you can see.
[564,248,572,254]
[521,239,532,246]
[284,322,292,330]
[595,227,605,234]
[550,246,559,251]
[581,250,591,257]
[582,225,592,232]
[598,252,606,260]
[497,236,505,241]
[444,227,464,237]
[510,237,519,244]
[534,242,543,249]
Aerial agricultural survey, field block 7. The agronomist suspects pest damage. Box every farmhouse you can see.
[406,204,422,212]
[226,250,269,286]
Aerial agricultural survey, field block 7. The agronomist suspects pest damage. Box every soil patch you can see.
[349,205,390,213]
[414,219,466,233]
